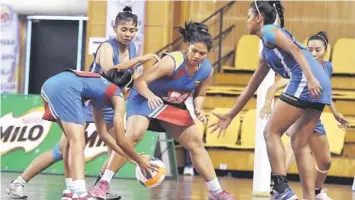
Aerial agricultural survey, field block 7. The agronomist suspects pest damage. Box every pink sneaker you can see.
[61,189,74,200]
[72,193,97,200]
[88,180,109,200]
[208,190,236,200]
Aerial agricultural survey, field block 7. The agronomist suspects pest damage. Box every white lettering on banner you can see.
[0,109,52,155]
[1,5,19,94]
[0,109,124,161]
[83,123,108,161]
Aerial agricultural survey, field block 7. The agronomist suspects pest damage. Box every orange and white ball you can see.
[135,157,167,188]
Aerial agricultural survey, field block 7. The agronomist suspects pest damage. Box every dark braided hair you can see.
[114,6,138,28]
[178,21,213,51]
[269,1,284,27]
[251,0,285,28]
[308,31,329,50]
[101,68,133,88]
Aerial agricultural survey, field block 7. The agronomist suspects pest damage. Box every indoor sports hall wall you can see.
[86,1,355,69]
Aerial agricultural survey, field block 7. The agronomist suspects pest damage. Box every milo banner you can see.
[0,94,158,178]
[0,4,20,93]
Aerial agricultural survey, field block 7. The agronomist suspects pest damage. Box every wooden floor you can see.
[1,172,354,200]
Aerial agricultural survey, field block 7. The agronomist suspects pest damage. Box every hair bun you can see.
[317,31,328,38]
[178,26,191,43]
[123,6,132,13]
[317,31,328,43]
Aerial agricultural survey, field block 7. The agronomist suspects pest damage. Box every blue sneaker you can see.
[272,188,298,200]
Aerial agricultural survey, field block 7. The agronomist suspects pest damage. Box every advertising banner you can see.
[1,94,158,178]
[0,4,20,93]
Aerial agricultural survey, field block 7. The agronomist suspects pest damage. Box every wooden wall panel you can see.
[144,1,173,55]
[182,1,355,67]
[83,1,355,70]
[84,1,106,71]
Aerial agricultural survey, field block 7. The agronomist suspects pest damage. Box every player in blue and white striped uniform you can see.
[210,1,334,199]
[260,31,349,200]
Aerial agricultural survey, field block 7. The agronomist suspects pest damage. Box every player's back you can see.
[43,70,116,106]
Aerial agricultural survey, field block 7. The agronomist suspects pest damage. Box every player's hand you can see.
[333,113,350,129]
[208,112,233,138]
[194,109,207,124]
[137,155,159,176]
[147,94,163,110]
[260,103,272,119]
[308,77,322,99]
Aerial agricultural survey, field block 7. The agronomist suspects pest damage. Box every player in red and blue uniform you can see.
[91,21,235,200]
[40,69,154,200]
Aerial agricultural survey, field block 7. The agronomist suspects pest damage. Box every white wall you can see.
[3,0,87,16]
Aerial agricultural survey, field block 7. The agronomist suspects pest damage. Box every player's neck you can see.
[116,40,129,53]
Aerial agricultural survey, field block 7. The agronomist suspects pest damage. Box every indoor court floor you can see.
[1,172,354,200]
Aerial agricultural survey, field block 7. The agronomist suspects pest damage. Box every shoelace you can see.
[12,182,25,191]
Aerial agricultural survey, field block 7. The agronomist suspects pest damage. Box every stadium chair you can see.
[222,35,260,72]
[321,112,346,155]
[239,109,257,149]
[332,38,355,74]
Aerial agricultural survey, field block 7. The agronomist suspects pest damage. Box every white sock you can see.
[206,178,223,194]
[14,176,27,184]
[73,180,87,196]
[65,178,74,191]
[101,169,115,183]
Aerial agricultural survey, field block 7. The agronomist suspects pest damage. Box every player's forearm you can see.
[113,57,142,71]
[193,96,205,110]
[227,85,257,118]
[328,99,338,116]
[265,86,277,105]
[116,140,141,163]
[98,132,126,157]
[135,79,155,99]
[290,47,314,81]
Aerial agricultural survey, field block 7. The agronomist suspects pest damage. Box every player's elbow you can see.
[290,45,302,58]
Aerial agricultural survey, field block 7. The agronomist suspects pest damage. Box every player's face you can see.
[246,8,259,34]
[114,21,138,45]
[186,42,208,66]
[307,39,326,62]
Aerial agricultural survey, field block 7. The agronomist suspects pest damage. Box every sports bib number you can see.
[162,91,190,104]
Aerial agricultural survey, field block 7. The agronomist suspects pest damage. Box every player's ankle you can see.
[272,174,289,193]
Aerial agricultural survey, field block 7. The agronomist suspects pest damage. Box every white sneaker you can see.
[316,188,333,200]
[183,166,194,176]
[5,180,27,199]
[352,178,355,191]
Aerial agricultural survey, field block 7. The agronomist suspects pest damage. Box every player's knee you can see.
[52,143,63,162]
[318,159,331,171]
[127,131,145,145]
[263,127,274,142]
[184,136,204,154]
[67,135,85,149]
